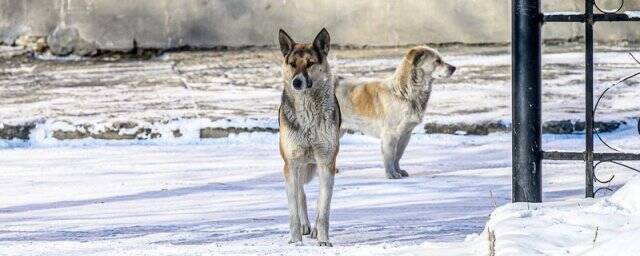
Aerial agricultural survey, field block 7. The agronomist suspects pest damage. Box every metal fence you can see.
[512,0,640,202]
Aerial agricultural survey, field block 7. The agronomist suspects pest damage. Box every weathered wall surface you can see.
[1,0,639,53]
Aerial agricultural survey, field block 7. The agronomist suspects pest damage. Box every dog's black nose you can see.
[292,78,303,90]
[449,66,457,74]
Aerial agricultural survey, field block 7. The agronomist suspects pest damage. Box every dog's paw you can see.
[385,170,403,179]
[288,240,304,246]
[301,224,311,235]
[309,228,317,239]
[318,241,333,247]
[397,169,409,177]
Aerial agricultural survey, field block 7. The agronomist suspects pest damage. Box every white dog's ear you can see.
[279,29,295,57]
[313,28,331,56]
[409,48,426,66]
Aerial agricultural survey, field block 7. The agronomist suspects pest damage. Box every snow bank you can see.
[584,229,640,256]
[608,176,640,213]
[467,175,640,255]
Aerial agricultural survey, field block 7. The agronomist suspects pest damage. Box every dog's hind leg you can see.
[311,163,335,246]
[285,163,303,244]
[299,164,314,236]
[381,135,402,179]
[394,132,412,177]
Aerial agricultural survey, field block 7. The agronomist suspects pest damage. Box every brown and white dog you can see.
[336,45,455,179]
[278,28,341,246]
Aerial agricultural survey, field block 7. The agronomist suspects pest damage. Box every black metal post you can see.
[585,0,595,198]
[512,0,543,203]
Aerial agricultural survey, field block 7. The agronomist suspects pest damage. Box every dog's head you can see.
[406,45,456,79]
[278,28,331,92]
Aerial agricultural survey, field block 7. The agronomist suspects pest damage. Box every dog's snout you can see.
[449,65,457,75]
[291,74,311,91]
[292,78,303,90]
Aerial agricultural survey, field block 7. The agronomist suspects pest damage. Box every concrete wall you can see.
[1,0,639,53]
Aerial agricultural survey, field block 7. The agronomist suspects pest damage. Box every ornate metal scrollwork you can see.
[594,0,624,14]
[592,52,640,195]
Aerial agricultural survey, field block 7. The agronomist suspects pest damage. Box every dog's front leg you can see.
[311,163,335,246]
[381,135,402,179]
[298,164,313,236]
[394,132,412,177]
[285,163,303,244]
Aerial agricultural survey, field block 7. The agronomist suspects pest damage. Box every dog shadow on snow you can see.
[0,163,608,246]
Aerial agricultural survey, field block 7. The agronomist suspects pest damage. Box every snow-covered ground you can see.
[1,126,639,255]
[2,43,640,255]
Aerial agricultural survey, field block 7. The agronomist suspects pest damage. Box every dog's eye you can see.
[307,62,315,68]
[435,59,442,65]
[288,62,295,67]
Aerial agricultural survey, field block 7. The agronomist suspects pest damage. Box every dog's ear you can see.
[409,48,426,66]
[279,29,295,57]
[313,28,331,56]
